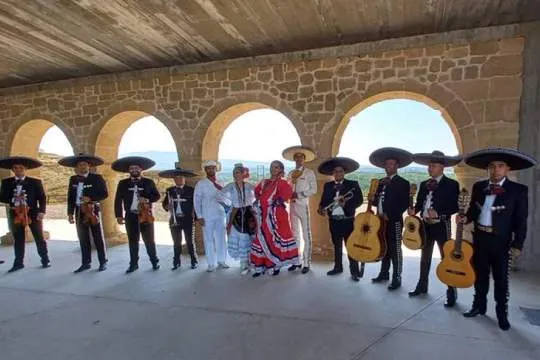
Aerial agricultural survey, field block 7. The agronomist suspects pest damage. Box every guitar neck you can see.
[454,210,465,252]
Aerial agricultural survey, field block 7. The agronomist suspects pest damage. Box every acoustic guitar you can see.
[402,184,424,250]
[436,188,476,288]
[347,178,386,262]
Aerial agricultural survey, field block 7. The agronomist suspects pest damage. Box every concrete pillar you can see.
[182,157,206,256]
[100,165,127,246]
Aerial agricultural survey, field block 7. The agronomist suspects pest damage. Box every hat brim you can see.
[413,153,462,167]
[318,157,359,175]
[0,156,42,170]
[58,155,104,168]
[369,147,413,168]
[201,161,222,172]
[464,148,537,170]
[282,146,316,162]
[111,156,155,172]
[158,169,197,178]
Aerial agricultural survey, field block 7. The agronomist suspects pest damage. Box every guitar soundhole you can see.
[452,252,463,261]
[407,223,416,232]
[362,224,371,234]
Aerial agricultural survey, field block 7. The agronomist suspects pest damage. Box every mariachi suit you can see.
[0,176,49,266]
[319,179,363,276]
[115,177,160,266]
[162,185,197,267]
[373,174,410,281]
[466,178,528,317]
[67,173,108,266]
[413,176,460,294]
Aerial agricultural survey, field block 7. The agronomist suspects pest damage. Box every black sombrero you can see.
[158,162,197,178]
[282,145,316,162]
[369,147,413,168]
[58,153,104,168]
[111,156,155,173]
[318,157,359,175]
[0,156,42,170]
[413,151,462,167]
[464,148,537,170]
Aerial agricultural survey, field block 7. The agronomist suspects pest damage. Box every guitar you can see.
[347,178,386,262]
[436,188,476,288]
[402,183,424,250]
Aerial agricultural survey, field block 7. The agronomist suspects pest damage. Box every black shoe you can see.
[252,272,262,278]
[152,263,160,270]
[351,275,360,282]
[408,288,427,297]
[8,264,24,273]
[191,263,198,269]
[388,279,401,291]
[371,274,389,283]
[41,261,51,269]
[73,264,90,273]
[126,264,139,274]
[463,308,486,318]
[272,268,280,276]
[301,267,310,274]
[0,260,4,264]
[98,263,107,272]
[444,287,457,308]
[288,265,299,272]
[497,315,511,331]
[327,268,343,276]
[171,263,180,271]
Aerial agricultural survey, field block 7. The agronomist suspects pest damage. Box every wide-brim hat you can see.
[413,151,462,167]
[111,156,155,173]
[464,148,537,170]
[58,153,104,168]
[158,162,197,178]
[369,147,413,168]
[0,156,42,170]
[201,160,221,172]
[282,145,316,162]
[318,157,359,175]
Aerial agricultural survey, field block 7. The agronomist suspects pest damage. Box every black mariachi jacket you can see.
[466,179,528,250]
[373,174,410,221]
[0,176,46,217]
[414,175,460,221]
[67,173,108,216]
[161,185,195,222]
[115,177,160,218]
[319,179,363,218]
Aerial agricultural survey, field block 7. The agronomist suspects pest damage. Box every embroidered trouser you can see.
[11,214,49,266]
[290,201,312,267]
[329,218,361,276]
[170,217,197,266]
[126,213,158,266]
[75,208,106,266]
[378,219,403,280]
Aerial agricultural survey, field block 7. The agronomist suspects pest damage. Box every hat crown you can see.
[431,150,445,156]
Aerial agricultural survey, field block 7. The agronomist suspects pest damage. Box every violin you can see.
[80,196,100,225]
[138,199,155,224]
[13,204,31,226]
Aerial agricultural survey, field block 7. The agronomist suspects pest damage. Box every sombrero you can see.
[318,157,359,175]
[58,153,104,168]
[0,156,42,170]
[201,160,221,172]
[111,156,155,173]
[464,148,537,170]
[413,151,462,167]
[158,162,197,178]
[282,145,316,162]
[369,147,413,168]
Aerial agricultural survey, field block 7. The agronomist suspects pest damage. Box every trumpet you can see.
[322,188,354,212]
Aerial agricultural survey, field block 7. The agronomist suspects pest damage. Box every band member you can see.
[283,145,317,274]
[370,147,411,290]
[59,154,108,273]
[459,148,536,331]
[159,163,198,270]
[113,156,160,273]
[0,156,50,272]
[318,157,364,281]
[222,163,256,274]
[194,160,231,272]
[407,151,461,306]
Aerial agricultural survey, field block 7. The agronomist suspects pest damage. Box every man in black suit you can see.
[159,164,198,270]
[113,156,160,273]
[459,148,536,331]
[59,154,109,273]
[369,148,412,290]
[318,157,364,281]
[0,156,50,272]
[407,151,461,306]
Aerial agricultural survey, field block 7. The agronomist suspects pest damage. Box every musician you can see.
[459,148,535,331]
[59,154,108,273]
[407,151,461,306]
[0,156,50,272]
[370,147,412,290]
[194,160,231,272]
[318,157,364,282]
[283,145,317,274]
[160,164,198,270]
[113,156,160,273]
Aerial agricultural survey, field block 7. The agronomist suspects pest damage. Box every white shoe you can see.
[218,263,230,269]
[206,266,215,272]
[240,267,249,275]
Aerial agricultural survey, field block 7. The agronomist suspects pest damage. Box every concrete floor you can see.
[0,241,539,360]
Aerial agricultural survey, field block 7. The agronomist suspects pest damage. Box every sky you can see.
[39,99,459,163]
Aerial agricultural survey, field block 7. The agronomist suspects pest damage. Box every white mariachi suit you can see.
[194,178,231,268]
[288,167,317,268]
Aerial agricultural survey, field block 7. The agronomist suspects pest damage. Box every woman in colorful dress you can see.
[222,163,256,274]
[250,160,299,277]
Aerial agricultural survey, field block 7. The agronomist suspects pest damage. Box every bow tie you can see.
[15,178,24,184]
[485,184,504,196]
[427,179,438,192]
[76,176,86,182]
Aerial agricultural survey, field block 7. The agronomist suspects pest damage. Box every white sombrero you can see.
[201,160,222,172]
[282,145,316,162]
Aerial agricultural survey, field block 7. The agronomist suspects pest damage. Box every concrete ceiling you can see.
[0,0,539,88]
